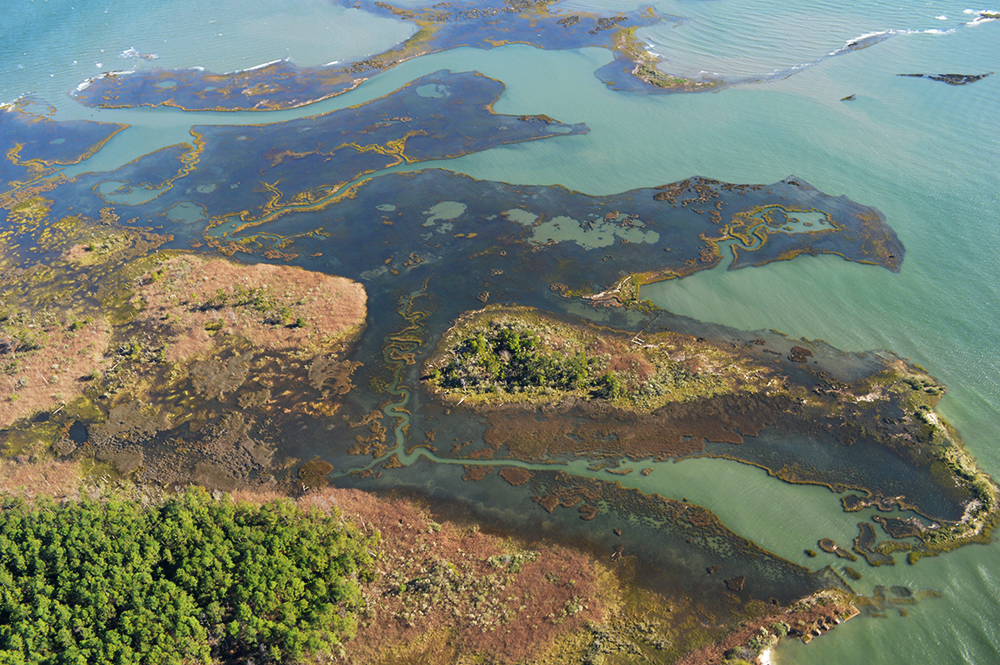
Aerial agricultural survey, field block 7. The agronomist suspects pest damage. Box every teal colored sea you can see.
[3,0,999,662]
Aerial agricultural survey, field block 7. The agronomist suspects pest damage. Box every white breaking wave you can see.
[823,29,910,56]
[119,47,159,61]
[0,95,28,110]
[966,10,999,25]
[72,69,136,96]
[735,25,962,88]
[231,58,287,74]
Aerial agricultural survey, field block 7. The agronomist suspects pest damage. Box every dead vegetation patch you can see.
[461,465,492,482]
[0,458,81,500]
[498,466,534,486]
[253,487,607,664]
[0,316,112,428]
[135,253,366,363]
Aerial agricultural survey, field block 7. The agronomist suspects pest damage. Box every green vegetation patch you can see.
[0,488,377,664]
[200,284,298,327]
[431,318,606,396]
[635,64,696,90]
[425,306,773,411]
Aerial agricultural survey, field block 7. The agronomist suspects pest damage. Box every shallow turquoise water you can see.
[4,0,1000,662]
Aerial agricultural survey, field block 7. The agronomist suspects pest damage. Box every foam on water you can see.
[232,58,288,73]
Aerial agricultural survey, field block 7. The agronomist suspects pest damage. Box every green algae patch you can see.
[7,195,52,228]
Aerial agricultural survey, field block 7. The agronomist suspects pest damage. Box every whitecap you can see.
[936,14,948,20]
[119,47,159,61]
[836,30,886,53]
[231,58,286,74]
[851,29,894,41]
[832,31,883,55]
[82,69,134,86]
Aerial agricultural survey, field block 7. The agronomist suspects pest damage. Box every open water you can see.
[3,0,999,662]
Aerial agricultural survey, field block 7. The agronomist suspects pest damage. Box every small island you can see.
[68,0,934,110]
[898,72,993,85]
[423,305,998,564]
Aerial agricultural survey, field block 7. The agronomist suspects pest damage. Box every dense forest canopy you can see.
[0,489,377,664]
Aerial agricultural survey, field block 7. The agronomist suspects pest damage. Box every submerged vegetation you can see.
[0,488,376,664]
